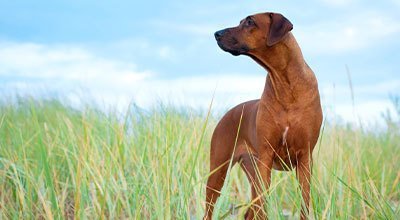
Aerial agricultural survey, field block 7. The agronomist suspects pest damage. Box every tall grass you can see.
[0,97,399,219]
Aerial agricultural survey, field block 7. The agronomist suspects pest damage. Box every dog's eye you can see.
[245,19,254,27]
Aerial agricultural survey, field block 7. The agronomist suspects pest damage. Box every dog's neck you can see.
[248,33,318,108]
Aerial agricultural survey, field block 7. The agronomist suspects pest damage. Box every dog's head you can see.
[214,12,293,56]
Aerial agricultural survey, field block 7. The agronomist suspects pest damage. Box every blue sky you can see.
[1,0,399,124]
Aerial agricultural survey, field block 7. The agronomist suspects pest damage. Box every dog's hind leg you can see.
[203,131,238,219]
[203,160,229,220]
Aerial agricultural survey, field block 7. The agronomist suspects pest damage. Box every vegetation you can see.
[0,96,399,219]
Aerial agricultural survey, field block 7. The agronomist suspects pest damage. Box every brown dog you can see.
[204,12,322,219]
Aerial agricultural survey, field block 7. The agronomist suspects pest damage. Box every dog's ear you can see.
[266,13,293,46]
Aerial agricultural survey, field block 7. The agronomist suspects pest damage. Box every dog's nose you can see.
[214,30,226,41]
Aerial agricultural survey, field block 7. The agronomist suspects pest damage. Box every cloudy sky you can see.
[0,0,399,124]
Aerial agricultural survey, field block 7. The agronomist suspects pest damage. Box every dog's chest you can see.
[270,111,314,148]
[257,101,320,148]
[279,112,320,156]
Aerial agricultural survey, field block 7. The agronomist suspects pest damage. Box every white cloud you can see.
[320,81,399,125]
[296,12,400,54]
[321,80,400,100]
[1,41,397,125]
[132,74,265,109]
[0,41,151,86]
[0,41,259,110]
[328,100,397,126]
[130,75,398,126]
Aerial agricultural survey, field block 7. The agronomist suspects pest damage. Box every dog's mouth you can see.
[216,40,247,56]
[217,43,240,56]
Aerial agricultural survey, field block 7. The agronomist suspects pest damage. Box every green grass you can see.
[0,97,399,219]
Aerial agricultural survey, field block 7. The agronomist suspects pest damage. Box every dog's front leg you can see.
[296,152,311,220]
[245,151,274,220]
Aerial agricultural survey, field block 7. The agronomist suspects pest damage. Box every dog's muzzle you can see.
[214,29,226,41]
[214,28,246,56]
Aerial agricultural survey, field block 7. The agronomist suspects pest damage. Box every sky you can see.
[0,0,399,124]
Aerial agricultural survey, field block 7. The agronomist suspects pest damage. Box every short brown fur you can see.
[204,12,323,220]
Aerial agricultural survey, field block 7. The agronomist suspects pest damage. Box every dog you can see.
[204,12,323,220]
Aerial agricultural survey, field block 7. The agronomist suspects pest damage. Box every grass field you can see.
[0,96,399,219]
